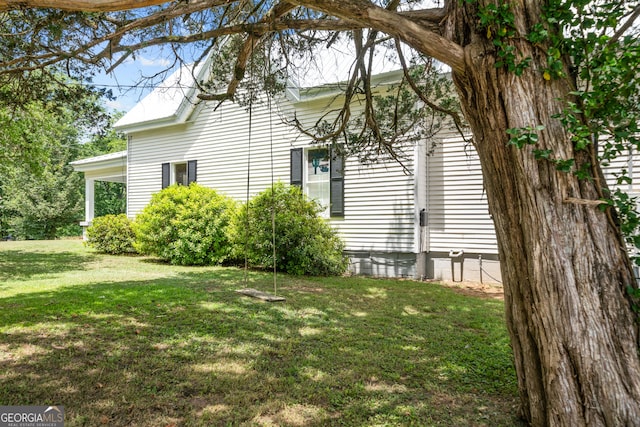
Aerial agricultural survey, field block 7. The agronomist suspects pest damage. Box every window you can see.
[174,163,188,186]
[291,147,344,217]
[306,148,330,215]
[162,160,197,188]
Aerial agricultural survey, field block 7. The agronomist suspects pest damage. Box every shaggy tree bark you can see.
[443,1,640,425]
[1,0,639,425]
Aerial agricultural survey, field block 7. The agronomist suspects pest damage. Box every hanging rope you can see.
[268,91,278,296]
[241,42,279,298]
[243,51,254,286]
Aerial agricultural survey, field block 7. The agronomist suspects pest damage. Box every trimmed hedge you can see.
[86,214,136,255]
[233,182,347,276]
[133,183,237,265]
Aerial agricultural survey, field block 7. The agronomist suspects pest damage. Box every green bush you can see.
[233,182,348,276]
[133,183,237,265]
[86,214,136,255]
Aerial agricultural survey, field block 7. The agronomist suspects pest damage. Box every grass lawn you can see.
[0,240,521,426]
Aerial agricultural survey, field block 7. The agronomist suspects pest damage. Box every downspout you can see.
[415,139,429,280]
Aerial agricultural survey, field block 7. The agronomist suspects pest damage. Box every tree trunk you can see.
[443,1,640,425]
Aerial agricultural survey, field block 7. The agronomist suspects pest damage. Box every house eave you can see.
[114,111,189,133]
[70,151,127,172]
[71,150,128,183]
[288,69,404,104]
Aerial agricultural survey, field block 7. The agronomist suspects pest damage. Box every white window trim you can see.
[304,147,331,218]
[172,162,188,186]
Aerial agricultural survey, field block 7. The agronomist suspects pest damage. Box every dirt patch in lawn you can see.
[436,280,504,300]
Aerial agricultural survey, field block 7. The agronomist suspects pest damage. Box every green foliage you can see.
[86,214,136,255]
[545,2,640,257]
[94,182,127,217]
[478,2,531,75]
[233,182,348,276]
[133,184,237,266]
[3,170,83,240]
[0,74,112,174]
[0,72,118,240]
[2,133,84,240]
[77,113,127,218]
[0,104,50,174]
[627,285,640,315]
[506,125,545,149]
[497,0,640,260]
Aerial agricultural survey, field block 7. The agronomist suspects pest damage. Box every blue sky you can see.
[91,53,176,113]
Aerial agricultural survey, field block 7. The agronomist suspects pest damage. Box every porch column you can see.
[80,178,95,240]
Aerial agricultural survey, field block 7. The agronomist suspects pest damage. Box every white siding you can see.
[427,131,499,254]
[127,94,417,254]
[602,147,640,195]
[424,135,640,257]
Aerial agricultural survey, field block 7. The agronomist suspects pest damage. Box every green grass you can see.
[0,240,521,426]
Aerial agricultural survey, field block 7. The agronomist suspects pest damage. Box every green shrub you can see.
[133,183,237,265]
[86,214,136,255]
[233,182,348,276]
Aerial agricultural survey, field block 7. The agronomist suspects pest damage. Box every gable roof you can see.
[114,43,408,133]
[114,60,209,133]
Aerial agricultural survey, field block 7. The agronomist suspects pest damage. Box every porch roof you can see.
[70,150,127,183]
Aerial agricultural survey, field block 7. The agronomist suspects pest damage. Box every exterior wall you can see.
[602,147,640,195]
[420,136,640,284]
[125,93,511,281]
[424,130,502,283]
[289,94,419,277]
[98,79,640,283]
[126,95,419,277]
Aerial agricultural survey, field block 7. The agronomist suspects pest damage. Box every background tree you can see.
[0,77,118,238]
[1,102,84,239]
[0,0,639,424]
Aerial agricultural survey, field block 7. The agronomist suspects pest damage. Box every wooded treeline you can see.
[0,78,125,240]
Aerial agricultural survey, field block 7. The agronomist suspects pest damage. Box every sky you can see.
[92,41,414,115]
[91,52,177,113]
[86,0,445,114]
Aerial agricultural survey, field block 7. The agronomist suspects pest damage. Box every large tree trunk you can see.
[443,1,640,425]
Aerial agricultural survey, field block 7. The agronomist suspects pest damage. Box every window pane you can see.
[175,163,188,186]
[306,148,330,216]
[307,148,329,182]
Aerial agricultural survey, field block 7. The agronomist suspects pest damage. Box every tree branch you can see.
[394,37,467,135]
[290,0,465,75]
[0,0,168,12]
[607,3,640,48]
[1,0,461,75]
[198,1,297,101]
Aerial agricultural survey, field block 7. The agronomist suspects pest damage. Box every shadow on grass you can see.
[0,270,522,426]
[0,249,97,282]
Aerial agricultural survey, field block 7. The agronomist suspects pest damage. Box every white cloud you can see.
[137,56,172,68]
[104,98,131,112]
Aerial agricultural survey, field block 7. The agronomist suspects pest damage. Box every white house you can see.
[72,61,508,283]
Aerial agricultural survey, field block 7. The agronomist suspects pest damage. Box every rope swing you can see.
[237,43,284,303]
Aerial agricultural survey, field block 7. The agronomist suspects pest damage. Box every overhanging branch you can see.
[0,0,168,12]
[290,0,465,75]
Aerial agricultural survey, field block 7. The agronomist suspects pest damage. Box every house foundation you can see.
[346,250,502,284]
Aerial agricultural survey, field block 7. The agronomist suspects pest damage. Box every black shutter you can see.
[187,160,197,184]
[161,162,170,189]
[290,148,303,187]
[330,146,344,217]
